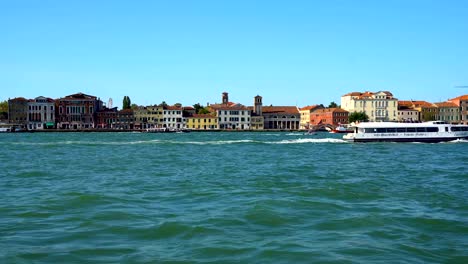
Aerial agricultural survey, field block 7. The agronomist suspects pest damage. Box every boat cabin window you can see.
[363,127,440,133]
[451,126,468,131]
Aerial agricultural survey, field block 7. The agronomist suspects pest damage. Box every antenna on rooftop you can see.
[108,98,113,108]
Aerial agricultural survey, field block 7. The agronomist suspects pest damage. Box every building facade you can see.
[435,102,460,123]
[250,95,264,130]
[341,91,398,122]
[96,107,118,129]
[262,106,300,130]
[299,105,323,129]
[56,93,103,129]
[309,108,349,126]
[186,114,218,130]
[448,95,468,125]
[8,97,29,128]
[209,92,252,130]
[115,109,134,129]
[27,96,55,130]
[134,105,163,129]
[163,106,184,129]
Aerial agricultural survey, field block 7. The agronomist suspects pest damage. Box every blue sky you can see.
[1,0,467,108]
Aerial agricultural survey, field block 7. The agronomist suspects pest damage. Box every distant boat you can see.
[329,125,353,134]
[146,127,190,133]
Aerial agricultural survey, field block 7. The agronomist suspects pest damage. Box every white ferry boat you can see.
[343,121,468,143]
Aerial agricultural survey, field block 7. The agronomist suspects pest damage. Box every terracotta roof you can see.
[411,101,435,108]
[300,105,321,111]
[209,103,249,110]
[312,108,349,114]
[398,101,414,107]
[9,97,28,102]
[183,106,195,110]
[60,92,97,100]
[165,106,182,110]
[118,109,134,114]
[449,95,468,101]
[343,92,362,96]
[262,106,299,114]
[187,114,217,119]
[435,102,458,108]
[343,91,396,99]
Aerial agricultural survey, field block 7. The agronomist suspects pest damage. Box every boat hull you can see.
[346,136,468,143]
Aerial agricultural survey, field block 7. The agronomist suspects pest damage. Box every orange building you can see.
[448,95,468,124]
[310,108,349,126]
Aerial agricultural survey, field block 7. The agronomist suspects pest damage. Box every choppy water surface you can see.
[1,132,467,263]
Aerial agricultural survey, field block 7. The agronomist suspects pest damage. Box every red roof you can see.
[449,95,468,101]
[188,114,217,118]
[262,106,299,114]
[435,102,458,108]
[300,105,321,111]
[312,108,349,114]
[59,92,97,100]
[9,97,28,102]
[165,106,182,110]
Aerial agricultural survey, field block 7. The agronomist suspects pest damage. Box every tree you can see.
[131,104,138,110]
[160,101,168,107]
[0,100,7,120]
[349,111,369,123]
[193,103,210,114]
[328,101,338,108]
[122,96,131,110]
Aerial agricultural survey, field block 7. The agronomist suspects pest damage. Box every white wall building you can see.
[28,96,55,130]
[341,91,398,122]
[163,106,184,129]
[216,106,251,130]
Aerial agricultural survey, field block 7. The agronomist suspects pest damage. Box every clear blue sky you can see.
[1,0,467,108]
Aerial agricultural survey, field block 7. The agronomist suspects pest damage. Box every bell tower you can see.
[254,95,263,115]
[222,92,229,105]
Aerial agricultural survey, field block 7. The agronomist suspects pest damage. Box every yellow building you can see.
[186,114,218,130]
[299,105,323,129]
[250,116,264,130]
[341,91,398,122]
[134,105,163,129]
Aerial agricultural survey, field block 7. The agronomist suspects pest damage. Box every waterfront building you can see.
[186,114,218,130]
[435,102,460,124]
[96,107,118,129]
[262,106,300,130]
[299,105,324,129]
[309,108,349,127]
[163,105,184,129]
[27,96,55,130]
[448,95,468,125]
[408,101,438,122]
[397,101,420,122]
[8,97,29,128]
[209,92,252,130]
[341,91,398,122]
[134,105,163,129]
[56,93,103,129]
[115,109,135,130]
[250,95,264,130]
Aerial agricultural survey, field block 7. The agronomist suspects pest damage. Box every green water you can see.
[1,132,467,263]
